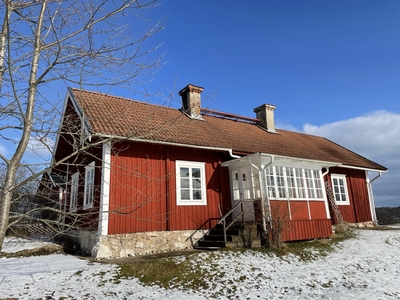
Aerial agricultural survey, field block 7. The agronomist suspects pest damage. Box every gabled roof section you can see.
[69,88,387,171]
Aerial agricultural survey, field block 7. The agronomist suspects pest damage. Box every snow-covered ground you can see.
[1,228,400,299]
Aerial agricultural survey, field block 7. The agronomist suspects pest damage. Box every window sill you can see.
[177,200,207,206]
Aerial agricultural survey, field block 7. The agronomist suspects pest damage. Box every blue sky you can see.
[132,0,399,207]
[1,1,399,207]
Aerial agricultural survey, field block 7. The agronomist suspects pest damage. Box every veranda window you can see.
[266,166,324,200]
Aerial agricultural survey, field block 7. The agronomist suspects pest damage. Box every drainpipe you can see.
[322,167,330,177]
[367,171,381,222]
[228,149,241,159]
[321,167,333,220]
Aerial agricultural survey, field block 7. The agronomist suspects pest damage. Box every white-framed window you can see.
[70,172,79,212]
[331,174,350,205]
[83,161,95,209]
[176,160,207,206]
[265,166,324,200]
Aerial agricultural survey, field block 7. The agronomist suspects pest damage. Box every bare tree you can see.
[0,0,163,251]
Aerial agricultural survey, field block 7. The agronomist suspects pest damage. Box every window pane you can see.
[295,168,305,198]
[276,166,286,198]
[180,167,189,177]
[193,178,201,188]
[192,168,201,178]
[252,168,261,198]
[232,171,239,189]
[181,178,189,188]
[266,166,276,198]
[193,190,202,200]
[181,189,190,200]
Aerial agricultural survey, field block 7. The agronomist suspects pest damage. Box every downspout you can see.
[367,171,381,223]
[228,149,241,159]
[321,167,331,219]
[322,167,330,177]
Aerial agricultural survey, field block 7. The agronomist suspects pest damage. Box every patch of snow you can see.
[1,237,54,253]
[1,229,399,299]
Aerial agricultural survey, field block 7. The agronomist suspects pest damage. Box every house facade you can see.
[47,84,386,258]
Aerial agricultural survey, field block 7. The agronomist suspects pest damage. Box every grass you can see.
[114,229,357,290]
[115,255,211,290]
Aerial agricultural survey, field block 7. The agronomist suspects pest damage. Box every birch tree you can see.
[0,0,163,251]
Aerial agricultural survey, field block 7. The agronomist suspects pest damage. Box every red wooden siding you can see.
[288,201,309,220]
[269,200,331,241]
[269,200,328,221]
[108,142,231,234]
[280,219,332,242]
[325,167,372,224]
[309,201,328,219]
[108,143,167,234]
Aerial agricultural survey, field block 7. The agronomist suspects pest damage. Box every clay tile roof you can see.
[70,88,387,171]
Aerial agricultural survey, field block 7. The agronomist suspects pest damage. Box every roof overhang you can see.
[93,133,239,155]
[221,153,342,170]
[340,165,387,173]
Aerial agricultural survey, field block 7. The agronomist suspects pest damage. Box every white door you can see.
[231,167,255,222]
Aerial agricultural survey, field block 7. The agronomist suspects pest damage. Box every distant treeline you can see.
[375,207,400,225]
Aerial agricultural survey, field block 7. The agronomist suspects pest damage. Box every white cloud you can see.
[0,143,7,157]
[25,136,54,162]
[276,119,301,132]
[303,110,400,207]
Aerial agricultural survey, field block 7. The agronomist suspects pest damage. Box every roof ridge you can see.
[71,88,178,112]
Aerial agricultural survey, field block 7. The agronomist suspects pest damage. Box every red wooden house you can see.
[49,84,386,258]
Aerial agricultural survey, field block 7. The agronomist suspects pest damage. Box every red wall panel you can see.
[280,219,332,242]
[325,167,371,224]
[289,201,309,220]
[309,201,328,219]
[108,142,230,234]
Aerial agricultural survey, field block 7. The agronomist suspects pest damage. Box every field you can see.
[1,227,399,299]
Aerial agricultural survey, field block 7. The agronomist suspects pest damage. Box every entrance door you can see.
[231,167,255,221]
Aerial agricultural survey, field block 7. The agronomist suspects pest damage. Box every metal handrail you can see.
[217,200,246,245]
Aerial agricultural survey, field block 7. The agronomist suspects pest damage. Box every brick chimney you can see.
[179,84,204,119]
[254,104,277,133]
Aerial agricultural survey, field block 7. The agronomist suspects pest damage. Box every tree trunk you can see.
[0,1,47,251]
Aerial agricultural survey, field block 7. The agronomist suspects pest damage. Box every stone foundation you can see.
[349,221,378,228]
[72,229,207,259]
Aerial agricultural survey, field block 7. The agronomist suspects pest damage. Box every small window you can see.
[83,162,95,209]
[176,161,206,206]
[331,174,350,205]
[70,172,79,212]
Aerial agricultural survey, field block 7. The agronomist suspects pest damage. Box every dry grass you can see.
[0,244,63,258]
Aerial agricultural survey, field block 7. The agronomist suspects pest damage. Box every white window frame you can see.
[176,160,207,206]
[331,174,350,205]
[83,161,95,209]
[70,172,79,212]
[266,166,325,201]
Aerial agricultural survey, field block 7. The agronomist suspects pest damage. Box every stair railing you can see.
[217,200,246,245]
